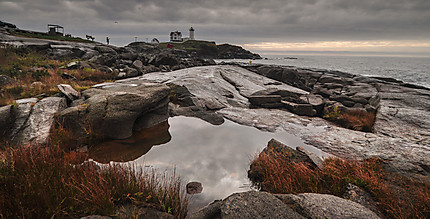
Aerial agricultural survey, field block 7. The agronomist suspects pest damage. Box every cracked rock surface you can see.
[126,65,430,181]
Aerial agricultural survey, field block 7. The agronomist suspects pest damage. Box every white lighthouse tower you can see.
[189,27,195,40]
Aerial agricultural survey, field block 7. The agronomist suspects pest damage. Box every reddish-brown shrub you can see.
[249,152,430,218]
[0,144,188,218]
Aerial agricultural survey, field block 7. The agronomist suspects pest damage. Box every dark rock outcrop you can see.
[216,44,261,59]
[241,64,380,118]
[58,83,170,144]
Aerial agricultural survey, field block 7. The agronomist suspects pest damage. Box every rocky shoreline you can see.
[1,33,429,218]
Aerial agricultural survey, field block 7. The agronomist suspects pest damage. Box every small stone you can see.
[57,84,80,100]
[186,182,203,194]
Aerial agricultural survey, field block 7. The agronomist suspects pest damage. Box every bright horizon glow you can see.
[242,41,430,55]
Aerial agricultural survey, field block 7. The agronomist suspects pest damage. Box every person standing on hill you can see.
[106,37,110,45]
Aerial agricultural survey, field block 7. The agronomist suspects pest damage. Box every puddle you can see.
[90,116,326,212]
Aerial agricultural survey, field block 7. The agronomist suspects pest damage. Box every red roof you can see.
[189,27,194,31]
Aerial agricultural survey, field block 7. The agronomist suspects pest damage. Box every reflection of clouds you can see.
[127,116,315,210]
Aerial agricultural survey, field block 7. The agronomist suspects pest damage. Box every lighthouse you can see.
[189,27,195,40]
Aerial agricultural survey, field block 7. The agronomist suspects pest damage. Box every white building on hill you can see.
[170,31,182,42]
[170,27,195,42]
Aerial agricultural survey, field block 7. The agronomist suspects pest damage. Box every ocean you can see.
[218,54,430,88]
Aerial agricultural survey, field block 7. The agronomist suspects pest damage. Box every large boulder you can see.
[59,83,170,143]
[275,193,380,219]
[12,97,67,145]
[187,191,304,219]
[221,191,304,219]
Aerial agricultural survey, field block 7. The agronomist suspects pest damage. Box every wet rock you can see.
[169,103,224,125]
[12,97,67,146]
[276,193,380,219]
[90,121,171,163]
[133,98,169,131]
[186,182,203,194]
[57,84,80,101]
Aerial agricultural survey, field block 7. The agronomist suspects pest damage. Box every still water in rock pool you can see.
[90,116,321,212]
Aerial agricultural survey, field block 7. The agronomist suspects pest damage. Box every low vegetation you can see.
[159,40,216,50]
[323,106,376,132]
[0,127,188,218]
[249,148,430,219]
[0,47,115,106]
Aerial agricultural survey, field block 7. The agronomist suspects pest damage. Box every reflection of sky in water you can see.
[128,116,312,212]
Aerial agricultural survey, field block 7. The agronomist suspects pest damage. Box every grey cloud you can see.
[1,0,429,47]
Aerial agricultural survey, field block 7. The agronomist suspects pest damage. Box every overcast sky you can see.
[1,0,430,55]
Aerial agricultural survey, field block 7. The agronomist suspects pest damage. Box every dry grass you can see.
[340,109,376,132]
[0,48,115,106]
[323,106,376,132]
[249,151,430,218]
[0,144,188,218]
[0,124,188,218]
